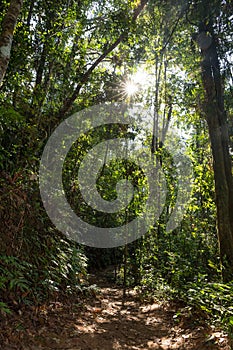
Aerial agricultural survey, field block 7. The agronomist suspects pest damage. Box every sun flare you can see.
[114,67,150,101]
[124,80,139,96]
[122,68,149,98]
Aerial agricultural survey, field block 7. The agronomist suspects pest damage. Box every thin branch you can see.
[161,3,188,53]
[57,0,148,118]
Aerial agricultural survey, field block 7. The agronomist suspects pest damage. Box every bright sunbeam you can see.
[111,67,150,101]
[124,80,139,96]
[123,68,149,97]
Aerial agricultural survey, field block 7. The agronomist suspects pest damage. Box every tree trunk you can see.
[0,0,23,85]
[198,24,233,281]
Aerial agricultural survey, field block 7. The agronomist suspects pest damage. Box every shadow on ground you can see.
[0,270,231,350]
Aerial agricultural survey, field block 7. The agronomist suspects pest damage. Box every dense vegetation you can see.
[0,0,233,338]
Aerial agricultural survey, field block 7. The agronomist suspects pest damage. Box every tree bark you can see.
[0,0,23,85]
[199,24,233,281]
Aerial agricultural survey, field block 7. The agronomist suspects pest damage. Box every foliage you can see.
[0,0,232,337]
[0,168,88,310]
[175,279,233,336]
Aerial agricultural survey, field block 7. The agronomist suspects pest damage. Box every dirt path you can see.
[1,271,231,350]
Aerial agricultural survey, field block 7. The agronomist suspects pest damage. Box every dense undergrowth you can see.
[0,150,231,339]
[0,171,88,315]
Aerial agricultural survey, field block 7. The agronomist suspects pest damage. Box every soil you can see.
[0,269,231,350]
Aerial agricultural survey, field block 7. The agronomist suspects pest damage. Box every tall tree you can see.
[0,0,23,85]
[195,0,233,281]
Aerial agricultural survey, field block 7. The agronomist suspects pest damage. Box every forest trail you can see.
[1,269,231,350]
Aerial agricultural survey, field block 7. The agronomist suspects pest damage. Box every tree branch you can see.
[161,3,188,53]
[58,0,148,118]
